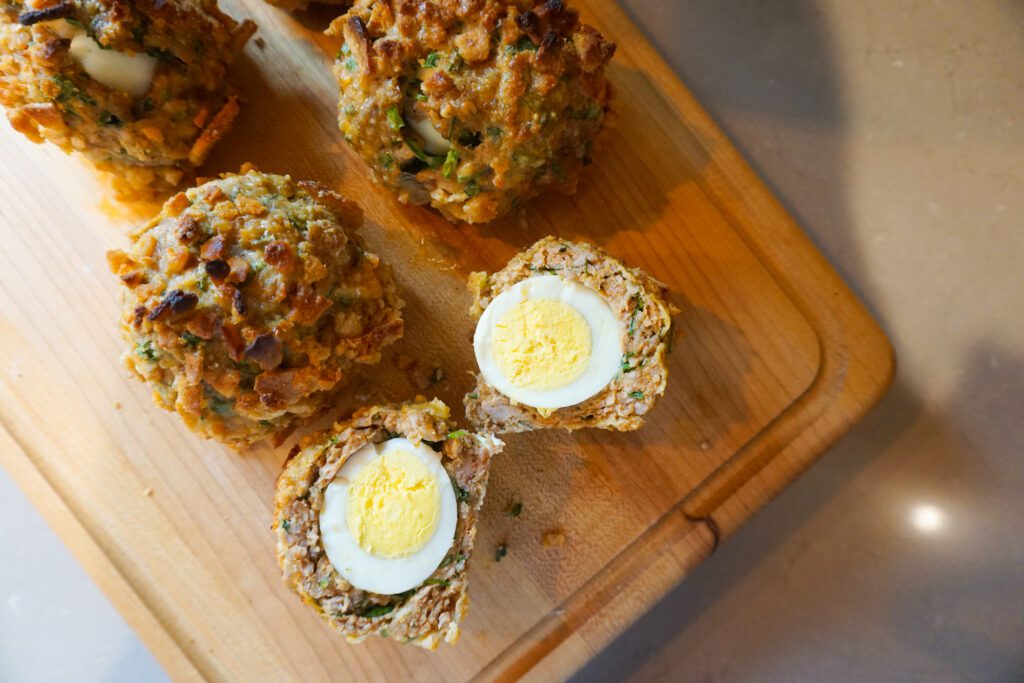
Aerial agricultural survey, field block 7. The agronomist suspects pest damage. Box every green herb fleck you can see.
[422,51,440,68]
[440,553,465,568]
[447,429,469,440]
[415,92,428,102]
[442,148,459,179]
[53,74,96,106]
[280,519,291,532]
[628,391,644,399]
[360,603,395,619]
[135,339,157,361]
[620,351,636,372]
[207,393,233,416]
[345,57,357,72]
[386,105,405,130]
[140,97,154,113]
[378,152,394,169]
[99,111,121,127]
[405,139,443,168]
[464,179,480,197]
[467,392,478,400]
[486,126,502,139]
[380,628,389,638]
[627,293,645,337]
[495,544,508,562]
[423,578,450,587]
[505,37,538,55]
[340,43,351,56]
[318,577,330,588]
[508,502,523,517]
[181,331,202,349]
[456,487,470,503]
[328,434,340,445]
[448,51,464,74]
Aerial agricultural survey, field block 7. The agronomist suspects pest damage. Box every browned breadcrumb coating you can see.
[108,167,404,448]
[0,0,255,198]
[465,236,677,433]
[274,398,502,649]
[326,0,615,224]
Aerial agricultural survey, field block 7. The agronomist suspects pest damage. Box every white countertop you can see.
[2,1,1021,681]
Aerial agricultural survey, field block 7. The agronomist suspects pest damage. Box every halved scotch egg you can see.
[274,399,502,649]
[465,236,677,433]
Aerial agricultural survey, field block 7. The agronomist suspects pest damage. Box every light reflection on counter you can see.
[910,503,947,534]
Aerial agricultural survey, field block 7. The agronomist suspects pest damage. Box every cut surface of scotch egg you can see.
[473,275,624,410]
[319,438,458,595]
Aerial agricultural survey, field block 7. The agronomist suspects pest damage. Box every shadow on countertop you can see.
[574,1,1024,681]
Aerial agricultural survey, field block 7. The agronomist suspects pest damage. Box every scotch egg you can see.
[326,0,615,223]
[473,275,624,411]
[466,237,678,434]
[0,0,255,197]
[320,437,459,595]
[274,399,502,649]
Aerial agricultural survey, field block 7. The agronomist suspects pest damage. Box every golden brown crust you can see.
[273,398,502,649]
[109,168,404,448]
[465,236,678,432]
[327,0,615,223]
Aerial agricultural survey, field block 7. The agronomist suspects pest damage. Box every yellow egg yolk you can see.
[346,450,440,559]
[492,298,592,391]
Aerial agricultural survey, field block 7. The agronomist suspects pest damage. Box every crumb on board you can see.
[142,487,153,497]
[541,530,565,548]
[113,401,122,409]
[255,36,265,49]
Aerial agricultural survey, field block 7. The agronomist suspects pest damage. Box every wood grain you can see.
[0,1,893,680]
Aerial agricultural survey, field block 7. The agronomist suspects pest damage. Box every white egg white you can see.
[319,438,458,595]
[473,274,625,410]
[65,22,157,98]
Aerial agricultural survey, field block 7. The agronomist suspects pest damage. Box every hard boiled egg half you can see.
[319,438,457,595]
[474,275,624,410]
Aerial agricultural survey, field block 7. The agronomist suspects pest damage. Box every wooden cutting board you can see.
[0,1,894,680]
